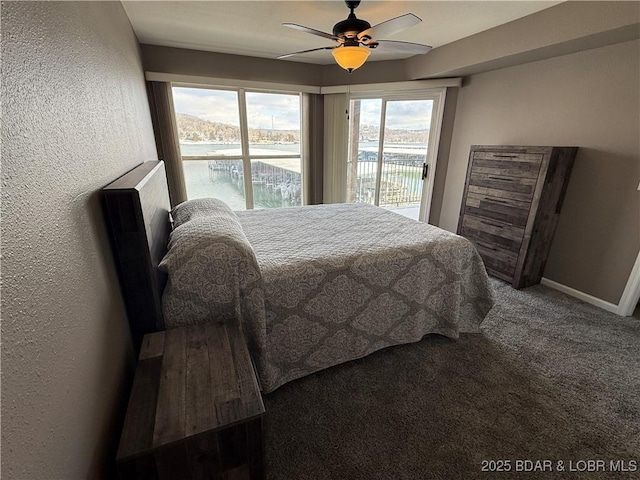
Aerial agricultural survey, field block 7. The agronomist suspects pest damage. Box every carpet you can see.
[262,279,640,479]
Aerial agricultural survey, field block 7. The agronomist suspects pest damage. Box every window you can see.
[172,86,302,210]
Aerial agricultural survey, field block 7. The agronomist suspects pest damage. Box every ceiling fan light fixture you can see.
[280,1,429,71]
[332,45,370,73]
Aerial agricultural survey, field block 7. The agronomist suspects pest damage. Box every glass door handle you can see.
[422,163,429,180]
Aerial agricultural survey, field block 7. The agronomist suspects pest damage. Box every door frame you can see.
[418,88,447,223]
[617,248,640,316]
[348,87,448,223]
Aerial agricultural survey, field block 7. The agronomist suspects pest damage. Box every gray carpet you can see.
[262,279,640,479]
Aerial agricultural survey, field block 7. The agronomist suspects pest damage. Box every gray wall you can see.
[2,2,157,478]
[440,39,640,305]
[142,44,321,86]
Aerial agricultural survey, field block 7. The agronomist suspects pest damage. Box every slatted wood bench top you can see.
[117,322,265,479]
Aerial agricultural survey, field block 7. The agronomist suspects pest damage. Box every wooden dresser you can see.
[457,145,577,289]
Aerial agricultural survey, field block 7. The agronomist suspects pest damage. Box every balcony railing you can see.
[346,158,423,208]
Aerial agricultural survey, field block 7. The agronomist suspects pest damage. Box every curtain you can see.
[322,93,349,203]
[146,81,187,207]
[302,93,324,205]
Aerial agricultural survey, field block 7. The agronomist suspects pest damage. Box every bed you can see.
[103,161,494,393]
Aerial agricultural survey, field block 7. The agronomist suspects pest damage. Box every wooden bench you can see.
[116,323,265,479]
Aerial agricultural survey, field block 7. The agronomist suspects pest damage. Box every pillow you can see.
[171,198,237,227]
[159,214,262,329]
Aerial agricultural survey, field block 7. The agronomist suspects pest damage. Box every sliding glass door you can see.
[346,90,446,222]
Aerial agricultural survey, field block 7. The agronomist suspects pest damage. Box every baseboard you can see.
[540,278,620,315]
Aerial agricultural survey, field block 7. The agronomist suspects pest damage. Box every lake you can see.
[180,142,427,215]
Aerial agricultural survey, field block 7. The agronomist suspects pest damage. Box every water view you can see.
[181,142,427,219]
[181,143,302,210]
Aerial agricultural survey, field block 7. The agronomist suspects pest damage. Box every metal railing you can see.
[346,158,423,207]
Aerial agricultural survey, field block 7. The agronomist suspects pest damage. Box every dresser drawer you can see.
[473,240,518,280]
[471,152,543,179]
[460,214,524,253]
[465,192,530,228]
[467,185,534,203]
[469,173,537,200]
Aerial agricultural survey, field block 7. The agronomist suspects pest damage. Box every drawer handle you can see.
[481,220,504,228]
[488,176,513,181]
[487,198,509,204]
[492,154,517,158]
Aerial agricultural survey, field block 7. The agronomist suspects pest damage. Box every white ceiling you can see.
[123,1,562,65]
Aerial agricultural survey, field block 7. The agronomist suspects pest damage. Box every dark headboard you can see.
[102,161,171,353]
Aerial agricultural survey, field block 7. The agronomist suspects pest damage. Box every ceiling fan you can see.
[277,0,432,73]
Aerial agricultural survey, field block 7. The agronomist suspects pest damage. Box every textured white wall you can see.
[1,2,158,478]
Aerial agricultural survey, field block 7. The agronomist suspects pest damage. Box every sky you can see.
[172,87,433,131]
[356,98,433,130]
[172,87,301,130]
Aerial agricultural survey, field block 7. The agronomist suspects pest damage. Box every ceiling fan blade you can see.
[282,23,339,42]
[358,13,421,42]
[277,46,336,60]
[374,40,432,55]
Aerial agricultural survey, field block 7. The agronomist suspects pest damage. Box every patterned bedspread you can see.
[161,201,494,393]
